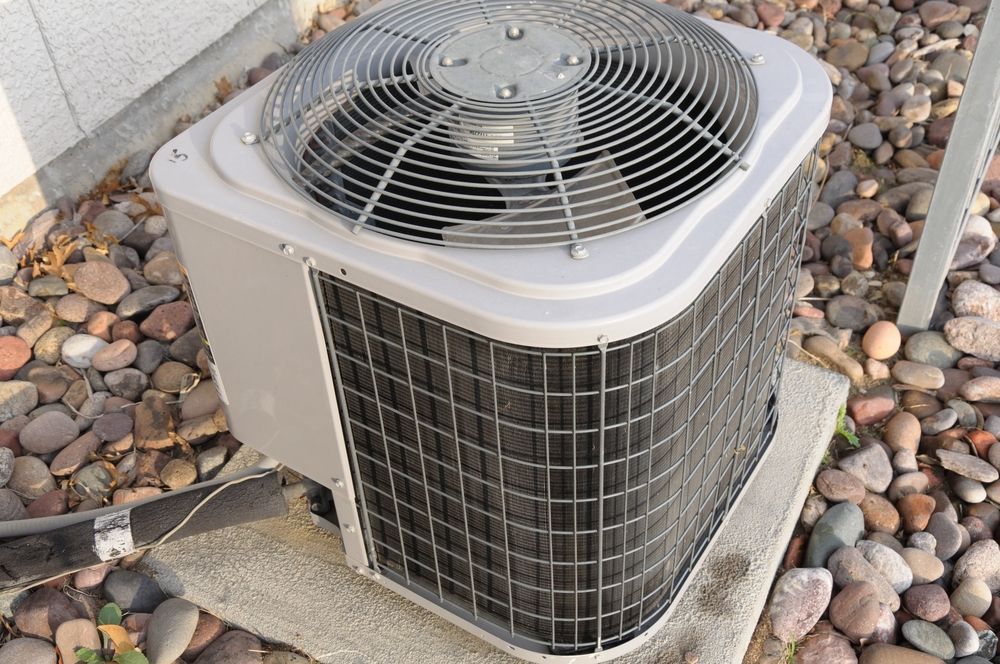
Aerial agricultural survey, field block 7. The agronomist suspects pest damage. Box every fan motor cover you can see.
[149,0,831,660]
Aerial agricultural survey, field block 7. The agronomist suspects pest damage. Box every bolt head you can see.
[570,243,589,259]
[506,25,522,40]
[279,243,294,256]
[749,53,765,65]
[303,256,317,268]
[497,86,515,99]
[566,54,582,66]
[240,132,259,145]
[332,478,345,488]
[440,55,455,67]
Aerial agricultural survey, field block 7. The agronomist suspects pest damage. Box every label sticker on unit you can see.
[207,360,231,406]
[181,270,230,407]
[93,510,136,561]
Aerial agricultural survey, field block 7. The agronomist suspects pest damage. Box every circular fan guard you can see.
[261,0,758,249]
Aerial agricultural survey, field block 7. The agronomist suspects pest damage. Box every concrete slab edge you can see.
[136,360,847,664]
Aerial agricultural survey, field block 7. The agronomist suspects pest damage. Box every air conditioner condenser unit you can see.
[150,0,831,660]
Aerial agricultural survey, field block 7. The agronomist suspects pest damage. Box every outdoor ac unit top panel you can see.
[150,14,829,349]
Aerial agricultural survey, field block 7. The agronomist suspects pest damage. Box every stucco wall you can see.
[0,0,320,231]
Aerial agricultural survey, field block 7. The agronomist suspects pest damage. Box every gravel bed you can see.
[0,6,359,663]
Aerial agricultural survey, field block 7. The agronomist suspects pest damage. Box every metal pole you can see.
[896,5,1000,334]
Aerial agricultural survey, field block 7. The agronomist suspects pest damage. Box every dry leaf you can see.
[98,624,136,653]
[215,77,233,101]
[91,159,128,204]
[0,229,23,251]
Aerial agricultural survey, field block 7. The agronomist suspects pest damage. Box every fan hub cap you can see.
[430,23,589,102]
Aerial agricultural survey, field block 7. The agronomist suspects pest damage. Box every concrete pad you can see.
[140,360,848,664]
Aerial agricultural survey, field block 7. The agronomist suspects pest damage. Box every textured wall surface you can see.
[0,0,85,197]
[0,0,270,202]
[29,0,268,133]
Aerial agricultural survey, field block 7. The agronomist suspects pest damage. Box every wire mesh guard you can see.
[262,0,758,248]
[312,160,814,655]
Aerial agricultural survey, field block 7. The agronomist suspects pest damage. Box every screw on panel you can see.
[497,86,515,99]
[279,243,295,256]
[566,54,582,66]
[344,524,355,533]
[440,55,456,67]
[749,53,765,65]
[240,132,259,145]
[597,335,610,351]
[506,25,523,39]
[303,256,317,268]
[570,243,589,259]
[332,478,345,488]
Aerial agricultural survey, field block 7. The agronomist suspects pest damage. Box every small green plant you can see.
[75,603,149,664]
[784,639,798,663]
[835,404,859,448]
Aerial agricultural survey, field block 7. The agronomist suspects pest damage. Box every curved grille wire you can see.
[261,0,759,248]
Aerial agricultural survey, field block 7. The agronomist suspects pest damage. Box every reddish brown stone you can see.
[897,493,935,533]
[181,612,227,660]
[848,393,896,425]
[903,583,950,621]
[112,320,142,343]
[26,489,69,518]
[859,492,901,534]
[968,430,997,458]
[138,301,194,341]
[0,429,21,456]
[0,336,31,381]
[783,533,808,570]
[84,311,120,342]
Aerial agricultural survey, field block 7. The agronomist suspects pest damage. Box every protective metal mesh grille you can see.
[263,0,758,248]
[313,161,813,654]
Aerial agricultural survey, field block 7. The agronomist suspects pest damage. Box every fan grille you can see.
[261,0,758,248]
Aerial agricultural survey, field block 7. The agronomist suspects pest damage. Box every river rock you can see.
[857,540,913,593]
[8,455,57,498]
[103,570,167,613]
[839,444,893,493]
[192,630,263,664]
[952,577,993,617]
[903,583,950,621]
[805,502,865,567]
[946,317,1000,363]
[937,449,999,482]
[146,597,200,664]
[954,540,1000,592]
[18,411,78,454]
[905,331,963,368]
[829,581,882,642]
[74,261,130,305]
[927,512,963,560]
[0,639,56,664]
[769,568,833,643]
[901,619,954,660]
[13,587,79,640]
[54,619,101,664]
[0,381,38,420]
[828,546,901,611]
